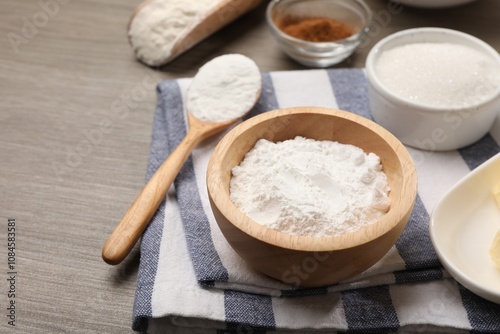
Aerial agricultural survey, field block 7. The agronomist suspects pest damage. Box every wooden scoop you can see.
[128,0,263,66]
[102,55,262,265]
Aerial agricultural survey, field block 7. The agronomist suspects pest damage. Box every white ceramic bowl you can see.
[430,153,500,304]
[397,0,476,8]
[366,28,500,151]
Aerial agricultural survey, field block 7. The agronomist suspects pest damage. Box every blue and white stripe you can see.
[133,68,500,333]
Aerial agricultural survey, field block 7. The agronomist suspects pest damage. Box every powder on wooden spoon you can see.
[186,54,261,123]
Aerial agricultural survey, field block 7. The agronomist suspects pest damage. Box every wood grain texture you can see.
[0,0,499,331]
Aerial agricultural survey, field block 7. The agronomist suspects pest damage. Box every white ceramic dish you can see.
[366,27,500,151]
[397,0,476,8]
[430,153,500,304]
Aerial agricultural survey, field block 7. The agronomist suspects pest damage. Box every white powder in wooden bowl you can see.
[229,136,391,237]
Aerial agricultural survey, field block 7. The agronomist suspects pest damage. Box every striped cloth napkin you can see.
[132,68,500,333]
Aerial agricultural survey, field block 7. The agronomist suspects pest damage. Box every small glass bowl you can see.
[266,0,372,68]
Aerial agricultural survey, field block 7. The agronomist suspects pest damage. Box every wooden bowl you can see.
[206,106,417,287]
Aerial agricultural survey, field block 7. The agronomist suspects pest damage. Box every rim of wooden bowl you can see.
[207,106,417,252]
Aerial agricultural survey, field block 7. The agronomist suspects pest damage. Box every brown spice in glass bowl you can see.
[278,16,354,42]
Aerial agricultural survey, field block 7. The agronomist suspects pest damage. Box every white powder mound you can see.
[230,136,391,237]
[186,54,261,122]
[128,0,217,66]
[375,42,500,108]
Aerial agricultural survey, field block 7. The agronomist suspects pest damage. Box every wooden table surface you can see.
[1,0,499,332]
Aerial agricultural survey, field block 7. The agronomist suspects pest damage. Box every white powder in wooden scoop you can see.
[230,136,391,237]
[129,0,218,66]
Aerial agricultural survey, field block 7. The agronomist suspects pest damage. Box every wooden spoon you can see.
[102,55,262,265]
[128,0,263,66]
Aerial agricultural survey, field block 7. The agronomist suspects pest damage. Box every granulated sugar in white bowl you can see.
[366,27,500,151]
[230,136,390,237]
[375,42,500,109]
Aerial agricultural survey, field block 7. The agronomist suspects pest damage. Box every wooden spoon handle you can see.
[102,128,203,265]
